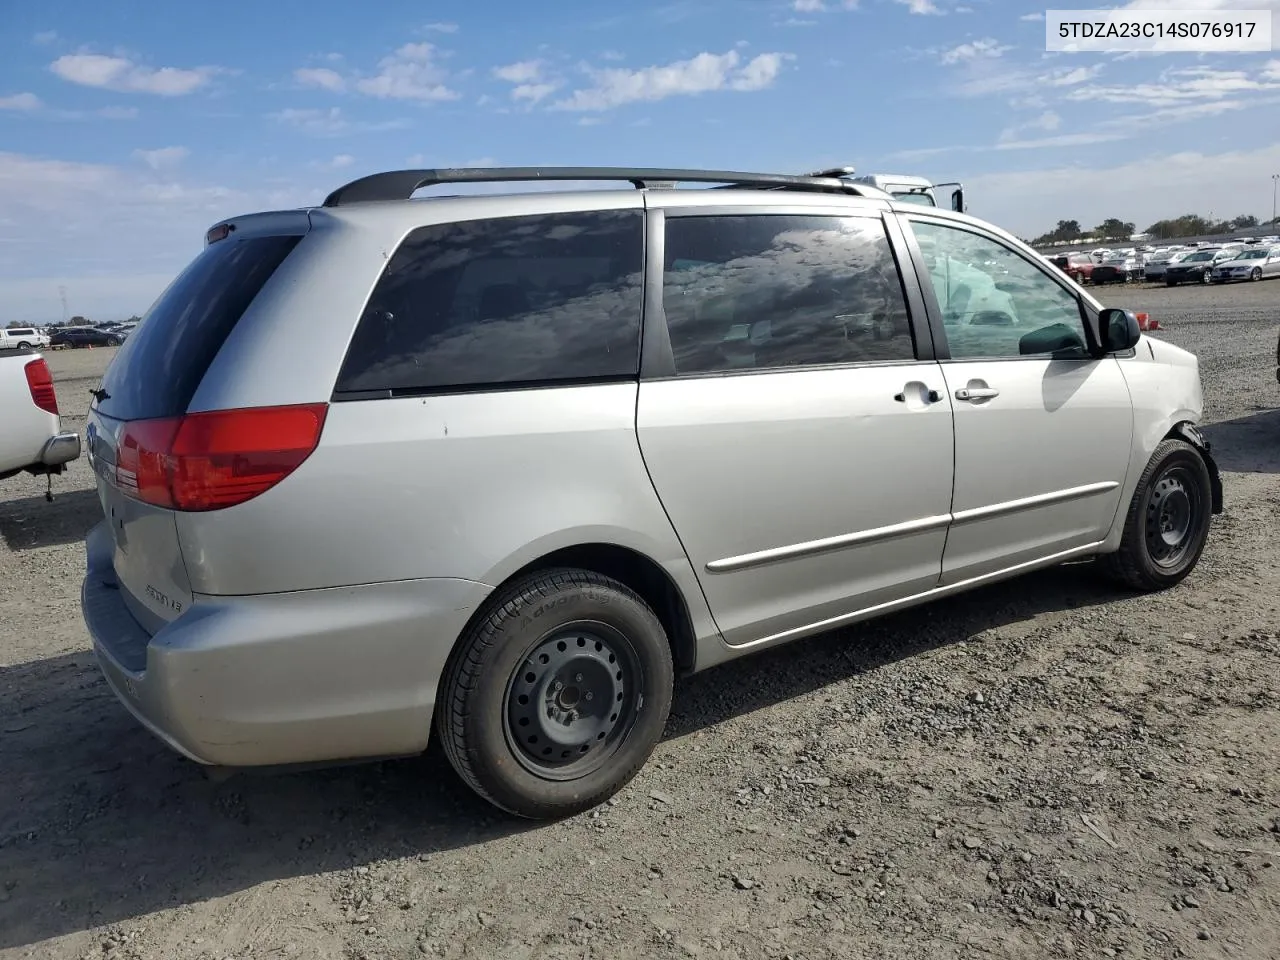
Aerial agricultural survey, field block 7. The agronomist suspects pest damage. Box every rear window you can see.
[95,234,301,421]
[334,209,643,396]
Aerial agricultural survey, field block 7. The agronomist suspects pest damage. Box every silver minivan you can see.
[82,167,1221,819]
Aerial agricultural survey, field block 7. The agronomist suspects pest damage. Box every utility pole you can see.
[58,285,68,324]
[1272,173,1279,224]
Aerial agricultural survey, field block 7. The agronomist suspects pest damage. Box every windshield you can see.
[1235,250,1265,259]
[891,191,937,206]
[1184,252,1214,262]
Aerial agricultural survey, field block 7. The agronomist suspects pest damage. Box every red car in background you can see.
[1048,252,1094,284]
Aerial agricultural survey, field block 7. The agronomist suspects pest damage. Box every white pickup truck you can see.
[0,350,81,493]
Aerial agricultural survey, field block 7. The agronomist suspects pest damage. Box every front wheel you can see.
[1251,267,1263,281]
[106,336,121,346]
[1101,438,1213,591]
[437,568,674,820]
[1200,271,1211,284]
[16,341,31,349]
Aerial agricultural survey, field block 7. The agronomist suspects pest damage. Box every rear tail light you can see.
[116,403,328,511]
[24,359,58,415]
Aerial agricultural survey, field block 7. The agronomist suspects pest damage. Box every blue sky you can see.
[2,0,1278,321]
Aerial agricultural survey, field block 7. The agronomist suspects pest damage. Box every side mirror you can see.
[950,188,964,213]
[1099,307,1141,353]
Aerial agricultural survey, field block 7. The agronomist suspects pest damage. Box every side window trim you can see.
[642,210,929,382]
[897,213,1100,362]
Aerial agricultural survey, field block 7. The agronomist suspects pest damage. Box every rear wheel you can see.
[1102,439,1212,591]
[437,568,674,820]
[16,341,30,350]
[106,336,121,346]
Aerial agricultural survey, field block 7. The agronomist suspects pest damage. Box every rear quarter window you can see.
[95,234,301,421]
[334,209,644,396]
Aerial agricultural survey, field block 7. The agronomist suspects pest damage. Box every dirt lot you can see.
[2,282,1278,960]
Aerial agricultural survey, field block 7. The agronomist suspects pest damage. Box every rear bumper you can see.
[40,431,81,467]
[82,520,492,768]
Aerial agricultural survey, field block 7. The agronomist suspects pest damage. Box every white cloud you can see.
[32,30,59,45]
[354,42,458,101]
[424,22,459,33]
[492,61,562,104]
[940,38,1011,64]
[551,49,788,112]
[330,153,354,168]
[294,67,346,92]
[1019,11,1044,20]
[512,82,559,103]
[49,54,219,96]
[1043,64,1103,87]
[132,146,189,170]
[1066,64,1280,107]
[793,0,825,9]
[99,105,139,119]
[493,60,545,84]
[0,93,42,111]
[896,0,942,14]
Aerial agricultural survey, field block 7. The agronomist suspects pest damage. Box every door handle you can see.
[955,386,1000,401]
[894,387,943,403]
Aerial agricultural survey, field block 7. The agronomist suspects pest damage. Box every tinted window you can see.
[910,220,1090,361]
[96,234,301,421]
[661,215,915,376]
[336,210,643,395]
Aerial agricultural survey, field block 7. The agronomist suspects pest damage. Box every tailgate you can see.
[85,407,193,633]
[81,215,309,633]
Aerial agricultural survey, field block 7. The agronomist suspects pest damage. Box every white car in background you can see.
[0,327,51,350]
[1211,246,1280,283]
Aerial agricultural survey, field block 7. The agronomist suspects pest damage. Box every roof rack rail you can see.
[321,166,868,207]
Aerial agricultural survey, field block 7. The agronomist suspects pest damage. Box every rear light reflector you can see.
[24,359,58,415]
[116,403,328,511]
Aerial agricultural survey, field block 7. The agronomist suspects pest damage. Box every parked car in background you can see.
[80,164,1222,821]
[0,350,80,485]
[0,327,51,350]
[1049,252,1095,284]
[50,326,122,348]
[1211,246,1280,283]
[1143,249,1190,282]
[1164,248,1234,286]
[1090,252,1142,285]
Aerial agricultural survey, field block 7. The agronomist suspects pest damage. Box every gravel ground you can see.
[2,281,1278,960]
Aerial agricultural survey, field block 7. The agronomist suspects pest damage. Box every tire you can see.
[17,341,30,350]
[1101,438,1213,592]
[437,567,674,820]
[1200,271,1211,285]
[106,336,121,346]
[1251,268,1263,281]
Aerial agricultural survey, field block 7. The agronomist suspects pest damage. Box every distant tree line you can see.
[1032,213,1274,246]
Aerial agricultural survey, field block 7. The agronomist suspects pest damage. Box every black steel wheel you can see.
[1102,438,1213,591]
[503,622,640,780]
[437,568,674,820]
